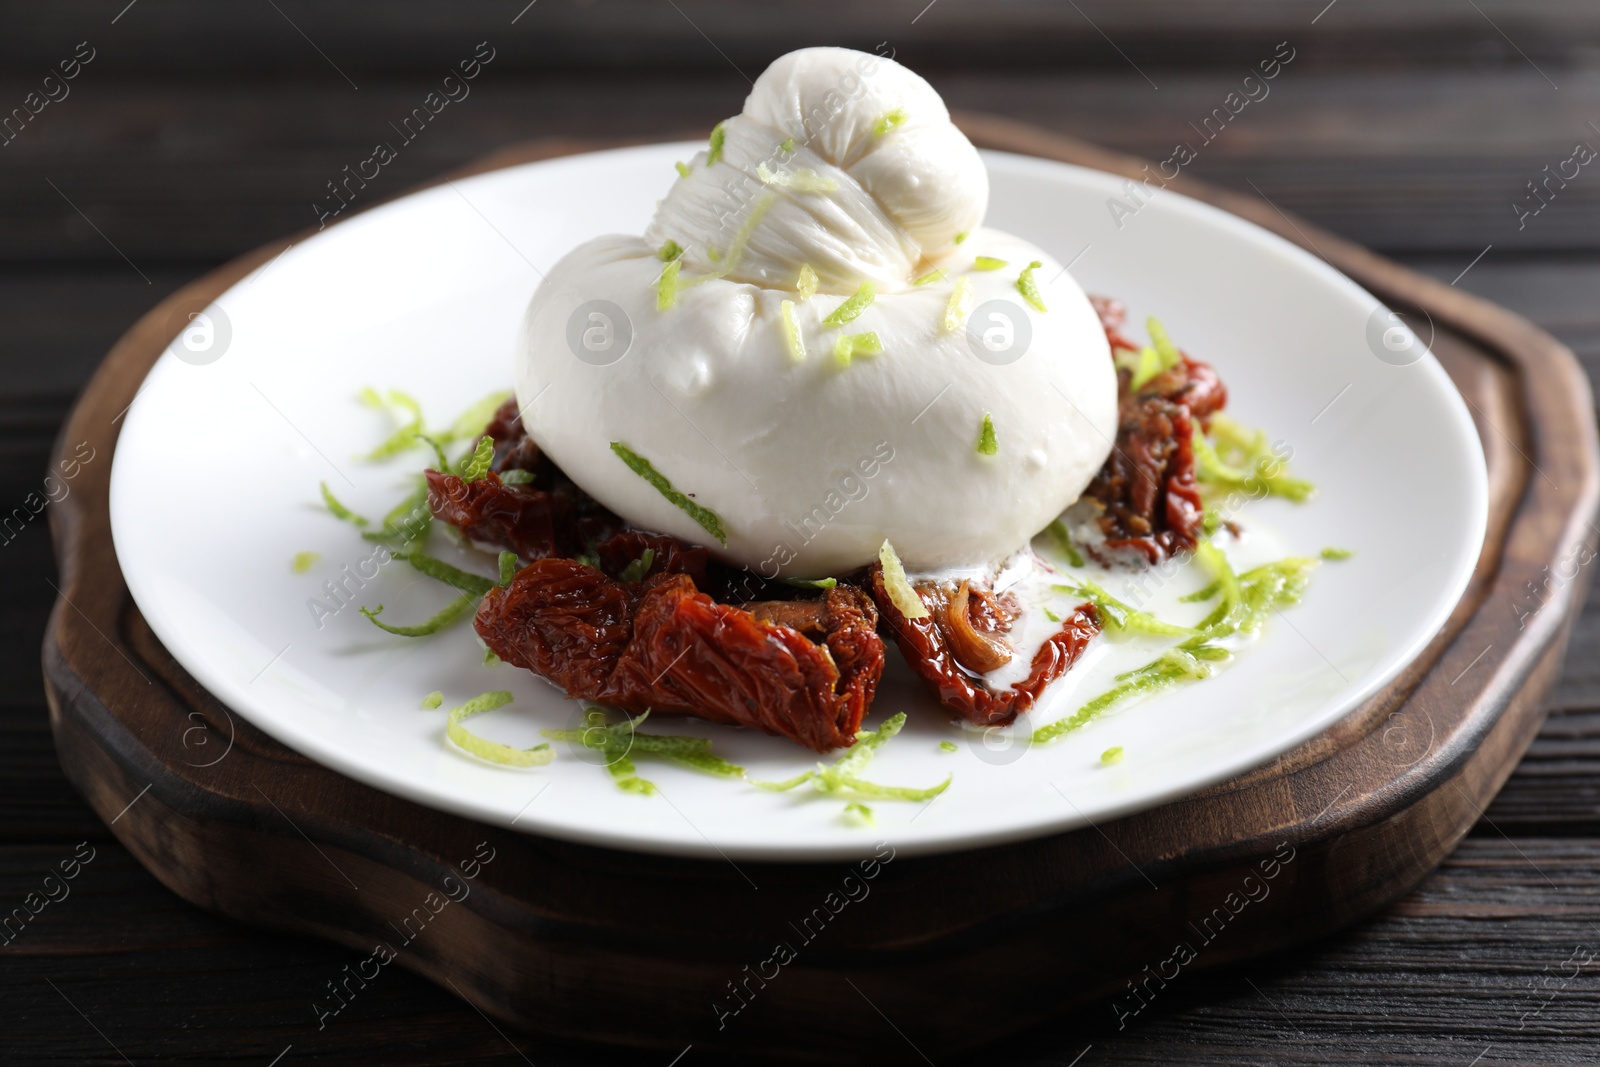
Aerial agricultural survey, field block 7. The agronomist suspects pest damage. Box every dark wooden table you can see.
[6,3,1600,1063]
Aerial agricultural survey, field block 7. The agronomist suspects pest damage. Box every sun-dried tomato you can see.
[1078,394,1206,565]
[869,565,1101,727]
[1090,294,1141,354]
[476,560,884,752]
[428,400,624,559]
[1078,295,1226,564]
[593,528,713,588]
[426,468,615,561]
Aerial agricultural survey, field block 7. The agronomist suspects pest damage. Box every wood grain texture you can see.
[5,0,1599,73]
[38,118,1600,1061]
[3,69,1599,265]
[3,839,1598,1066]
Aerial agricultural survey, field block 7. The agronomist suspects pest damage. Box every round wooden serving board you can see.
[43,116,1600,1062]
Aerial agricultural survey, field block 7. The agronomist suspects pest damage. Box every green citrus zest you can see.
[878,540,928,620]
[1015,260,1047,313]
[873,108,908,136]
[833,331,883,367]
[943,276,973,333]
[656,258,681,310]
[976,412,998,456]
[823,283,876,327]
[321,482,369,527]
[781,299,807,363]
[446,691,553,768]
[753,712,950,801]
[609,441,728,545]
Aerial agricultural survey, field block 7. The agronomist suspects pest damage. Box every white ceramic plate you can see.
[110,144,1486,861]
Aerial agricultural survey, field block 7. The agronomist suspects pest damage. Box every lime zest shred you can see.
[783,576,837,590]
[657,239,684,262]
[954,231,969,245]
[675,160,691,178]
[1044,607,1062,623]
[1015,260,1048,313]
[416,432,451,471]
[693,192,775,281]
[914,268,948,286]
[973,256,1008,271]
[360,594,479,637]
[609,441,728,545]
[753,712,950,801]
[656,258,682,311]
[832,334,855,367]
[1190,539,1245,633]
[1035,542,1320,745]
[541,708,746,794]
[706,122,726,166]
[1101,745,1125,765]
[1054,580,1190,638]
[780,299,807,363]
[1128,317,1182,390]
[499,469,535,485]
[1229,557,1320,635]
[1046,518,1085,568]
[498,551,519,586]
[1194,414,1315,502]
[421,691,443,710]
[939,740,958,753]
[619,547,656,584]
[439,390,513,446]
[359,480,430,545]
[483,647,500,666]
[445,690,553,768]
[779,137,795,153]
[878,540,929,620]
[291,551,321,574]
[873,107,908,136]
[943,275,974,333]
[1147,316,1182,368]
[823,283,876,327]
[796,263,818,300]
[459,435,495,482]
[1032,643,1222,744]
[976,412,998,456]
[843,802,875,825]
[1128,346,1165,390]
[1321,546,1354,560]
[321,482,369,527]
[396,549,495,596]
[357,386,508,465]
[833,331,883,368]
[756,160,838,192]
[361,389,425,460]
[707,246,722,263]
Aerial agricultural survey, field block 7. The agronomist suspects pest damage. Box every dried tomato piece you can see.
[430,399,623,558]
[869,565,1101,727]
[427,469,602,560]
[476,560,885,752]
[483,398,540,472]
[1178,356,1227,423]
[1077,295,1226,565]
[1090,294,1141,354]
[594,529,713,587]
[1077,394,1206,565]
